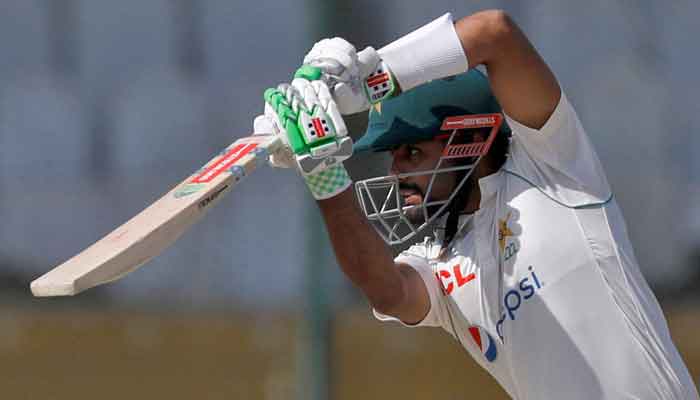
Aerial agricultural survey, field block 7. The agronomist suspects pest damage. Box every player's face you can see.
[389,139,459,223]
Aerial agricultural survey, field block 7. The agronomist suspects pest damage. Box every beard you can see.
[399,182,443,224]
[399,173,475,225]
[399,182,425,224]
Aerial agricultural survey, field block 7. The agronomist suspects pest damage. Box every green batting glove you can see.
[261,71,353,199]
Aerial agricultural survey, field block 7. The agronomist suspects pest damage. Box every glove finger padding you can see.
[291,78,321,113]
[288,78,347,143]
[304,38,358,77]
[261,75,354,199]
[306,59,345,81]
[253,114,275,136]
[253,113,296,169]
[331,82,367,116]
[312,79,333,109]
[312,80,347,138]
[263,77,352,175]
[276,83,303,117]
[356,47,382,80]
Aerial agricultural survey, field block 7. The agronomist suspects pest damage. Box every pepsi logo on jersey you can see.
[496,266,543,340]
[468,325,498,362]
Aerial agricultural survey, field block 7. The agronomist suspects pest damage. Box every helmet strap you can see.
[441,169,473,250]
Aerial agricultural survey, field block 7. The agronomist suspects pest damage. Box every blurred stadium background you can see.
[0,1,698,399]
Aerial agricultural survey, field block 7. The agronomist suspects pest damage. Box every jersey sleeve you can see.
[372,245,450,328]
[504,92,612,207]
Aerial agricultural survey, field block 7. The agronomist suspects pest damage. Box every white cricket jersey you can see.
[374,93,699,399]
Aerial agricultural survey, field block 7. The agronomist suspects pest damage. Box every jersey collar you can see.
[431,213,475,244]
[430,171,501,244]
[478,170,502,208]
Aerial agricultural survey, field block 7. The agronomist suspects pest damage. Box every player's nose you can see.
[389,148,407,175]
[389,157,399,175]
[389,157,409,175]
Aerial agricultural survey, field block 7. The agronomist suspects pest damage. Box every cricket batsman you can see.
[254,10,700,399]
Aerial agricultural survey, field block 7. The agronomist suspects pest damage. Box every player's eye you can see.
[408,146,421,158]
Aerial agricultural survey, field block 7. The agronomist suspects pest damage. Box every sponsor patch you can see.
[438,113,503,160]
[437,264,475,296]
[468,325,498,362]
[174,183,206,198]
[192,143,257,184]
[198,185,229,210]
[496,266,544,340]
[441,115,499,129]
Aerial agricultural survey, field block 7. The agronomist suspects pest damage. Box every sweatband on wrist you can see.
[378,13,469,92]
[304,163,352,200]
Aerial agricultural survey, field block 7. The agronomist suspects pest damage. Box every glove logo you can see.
[308,117,329,138]
[468,325,497,362]
[366,70,391,100]
[364,62,395,103]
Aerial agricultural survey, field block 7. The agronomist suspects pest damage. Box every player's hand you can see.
[302,38,397,115]
[255,76,353,176]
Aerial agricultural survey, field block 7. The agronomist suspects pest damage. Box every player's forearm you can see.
[454,10,560,129]
[316,188,405,312]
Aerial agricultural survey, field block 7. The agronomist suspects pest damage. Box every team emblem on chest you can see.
[498,212,519,261]
[498,212,513,252]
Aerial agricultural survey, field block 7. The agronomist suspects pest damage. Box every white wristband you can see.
[378,13,469,91]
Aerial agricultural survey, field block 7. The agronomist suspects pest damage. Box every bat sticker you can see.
[174,183,206,198]
[198,185,229,210]
[191,143,257,183]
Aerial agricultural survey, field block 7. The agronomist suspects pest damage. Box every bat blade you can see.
[30,134,283,297]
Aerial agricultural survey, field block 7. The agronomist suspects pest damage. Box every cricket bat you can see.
[30,134,283,297]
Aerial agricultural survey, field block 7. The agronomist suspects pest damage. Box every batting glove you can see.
[254,75,353,200]
[301,14,469,114]
[302,38,397,115]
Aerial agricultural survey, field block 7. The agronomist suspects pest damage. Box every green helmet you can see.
[354,70,510,246]
[354,69,510,154]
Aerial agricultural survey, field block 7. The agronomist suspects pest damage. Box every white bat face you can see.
[30,134,283,297]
